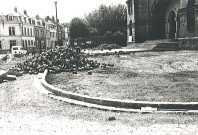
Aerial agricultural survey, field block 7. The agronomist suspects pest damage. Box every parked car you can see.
[11,46,27,55]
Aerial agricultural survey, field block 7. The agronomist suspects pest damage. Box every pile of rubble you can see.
[0,46,116,83]
[12,46,100,75]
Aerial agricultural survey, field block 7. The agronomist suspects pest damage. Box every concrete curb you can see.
[38,70,198,113]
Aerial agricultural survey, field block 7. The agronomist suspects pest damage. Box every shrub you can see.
[95,43,121,50]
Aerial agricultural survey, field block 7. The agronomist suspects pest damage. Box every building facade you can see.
[63,23,70,46]
[0,7,68,53]
[46,16,66,47]
[126,0,198,49]
[0,12,21,51]
[18,9,35,49]
[60,24,66,46]
[45,16,58,50]
[34,15,46,53]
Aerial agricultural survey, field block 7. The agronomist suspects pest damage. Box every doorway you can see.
[168,10,177,38]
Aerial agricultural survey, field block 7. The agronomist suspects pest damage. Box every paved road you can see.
[0,74,198,134]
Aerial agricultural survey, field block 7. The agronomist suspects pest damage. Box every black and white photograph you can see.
[0,0,198,134]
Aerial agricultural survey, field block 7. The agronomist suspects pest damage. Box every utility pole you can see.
[54,1,59,46]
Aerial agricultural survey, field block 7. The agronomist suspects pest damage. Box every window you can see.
[38,30,40,37]
[13,16,18,22]
[30,28,32,36]
[59,33,61,39]
[13,47,18,50]
[31,40,33,45]
[0,41,2,49]
[19,16,22,22]
[22,27,24,36]
[22,40,24,48]
[25,40,27,48]
[10,40,16,49]
[129,20,132,36]
[32,20,35,25]
[42,21,45,26]
[32,28,34,36]
[41,30,43,37]
[9,27,15,35]
[34,29,36,36]
[28,40,30,46]
[8,15,13,21]
[29,18,32,24]
[127,1,132,14]
[187,0,195,32]
[24,28,26,36]
[42,30,44,37]
[37,21,41,26]
[24,17,27,23]
[41,29,43,37]
[27,28,30,36]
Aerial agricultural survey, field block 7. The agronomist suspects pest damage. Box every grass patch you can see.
[47,51,198,102]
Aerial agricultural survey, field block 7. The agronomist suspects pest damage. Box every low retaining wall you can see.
[178,38,198,50]
[40,70,198,111]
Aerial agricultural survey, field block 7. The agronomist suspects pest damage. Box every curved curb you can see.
[37,70,198,113]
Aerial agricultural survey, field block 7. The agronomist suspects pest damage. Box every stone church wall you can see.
[127,0,198,49]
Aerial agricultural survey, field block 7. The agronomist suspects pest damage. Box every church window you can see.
[129,20,132,36]
[187,0,195,32]
[127,0,132,14]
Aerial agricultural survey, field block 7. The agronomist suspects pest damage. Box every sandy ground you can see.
[1,74,198,135]
[0,74,134,134]
[0,51,198,134]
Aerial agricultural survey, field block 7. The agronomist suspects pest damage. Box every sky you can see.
[1,0,125,23]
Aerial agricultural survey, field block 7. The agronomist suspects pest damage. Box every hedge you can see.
[70,35,127,48]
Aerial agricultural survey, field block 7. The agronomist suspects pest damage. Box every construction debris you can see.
[3,74,17,81]
[6,70,23,77]
[0,70,7,83]
[12,46,100,75]
[108,116,116,121]
[0,46,115,83]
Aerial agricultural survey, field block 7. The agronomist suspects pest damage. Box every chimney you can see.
[14,7,17,12]
[52,16,55,21]
[24,9,27,15]
[36,15,39,19]
[45,16,49,21]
